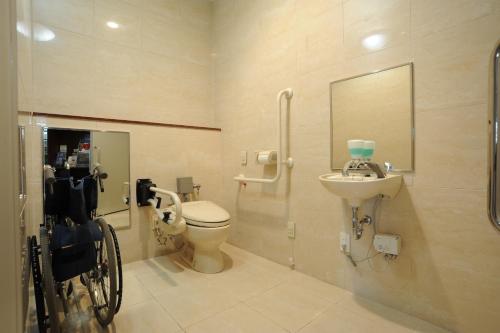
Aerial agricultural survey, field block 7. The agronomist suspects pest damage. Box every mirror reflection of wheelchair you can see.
[29,165,123,332]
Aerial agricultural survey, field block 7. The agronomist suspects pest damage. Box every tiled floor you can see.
[27,243,450,333]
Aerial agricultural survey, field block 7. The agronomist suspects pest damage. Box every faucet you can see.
[342,160,385,178]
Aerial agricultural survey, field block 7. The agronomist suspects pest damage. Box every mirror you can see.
[330,63,414,171]
[42,128,131,229]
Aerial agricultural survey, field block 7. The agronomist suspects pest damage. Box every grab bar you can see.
[488,41,500,231]
[148,186,183,226]
[234,88,294,184]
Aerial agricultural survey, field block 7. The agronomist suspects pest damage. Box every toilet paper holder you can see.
[256,150,277,165]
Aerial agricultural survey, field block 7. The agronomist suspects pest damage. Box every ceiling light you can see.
[362,33,386,51]
[106,21,120,29]
[33,23,55,42]
[16,21,30,37]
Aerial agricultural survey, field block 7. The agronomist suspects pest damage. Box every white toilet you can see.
[180,200,230,273]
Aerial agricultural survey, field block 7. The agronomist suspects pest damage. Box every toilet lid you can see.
[181,201,230,224]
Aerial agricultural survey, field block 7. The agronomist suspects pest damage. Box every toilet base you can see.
[181,241,225,274]
[181,224,230,274]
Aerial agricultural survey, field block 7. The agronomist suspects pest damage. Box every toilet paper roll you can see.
[256,150,277,165]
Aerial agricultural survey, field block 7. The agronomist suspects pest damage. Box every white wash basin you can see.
[318,173,402,207]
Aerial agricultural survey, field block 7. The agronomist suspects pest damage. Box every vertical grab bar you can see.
[488,41,500,231]
[234,88,293,184]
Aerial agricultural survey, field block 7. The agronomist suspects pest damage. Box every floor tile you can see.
[298,304,401,333]
[185,303,288,333]
[154,282,241,328]
[112,300,183,333]
[120,272,154,311]
[245,281,334,332]
[135,255,207,294]
[26,243,450,333]
[337,294,451,333]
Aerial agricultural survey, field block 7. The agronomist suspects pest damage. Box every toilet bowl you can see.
[180,201,230,273]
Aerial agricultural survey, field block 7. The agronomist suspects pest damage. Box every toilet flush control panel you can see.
[373,234,401,256]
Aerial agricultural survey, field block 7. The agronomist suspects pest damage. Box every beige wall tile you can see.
[342,0,410,58]
[32,27,95,116]
[411,0,498,39]
[413,104,487,190]
[413,13,500,110]
[29,0,215,128]
[93,40,142,119]
[33,0,94,36]
[94,0,141,49]
[16,0,33,112]
[213,2,500,333]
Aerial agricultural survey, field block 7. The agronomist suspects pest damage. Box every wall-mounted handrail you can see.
[234,88,293,184]
[148,186,182,226]
[488,41,500,231]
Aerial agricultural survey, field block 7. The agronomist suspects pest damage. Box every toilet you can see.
[180,200,230,273]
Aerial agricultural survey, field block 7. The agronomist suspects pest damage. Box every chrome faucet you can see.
[342,160,385,178]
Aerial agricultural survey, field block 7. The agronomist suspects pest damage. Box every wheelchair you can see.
[30,166,123,333]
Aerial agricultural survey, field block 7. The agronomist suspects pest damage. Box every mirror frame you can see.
[41,127,132,230]
[329,62,415,172]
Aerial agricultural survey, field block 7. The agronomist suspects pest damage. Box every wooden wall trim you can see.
[19,111,222,132]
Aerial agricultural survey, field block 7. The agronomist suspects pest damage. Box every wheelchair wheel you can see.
[108,224,123,314]
[86,219,117,327]
[40,227,61,333]
[30,236,47,333]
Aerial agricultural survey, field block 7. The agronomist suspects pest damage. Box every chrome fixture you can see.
[384,161,393,173]
[342,160,385,178]
[351,206,372,240]
[488,40,500,232]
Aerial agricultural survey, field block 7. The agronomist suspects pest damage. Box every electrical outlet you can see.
[340,231,350,253]
[287,221,295,239]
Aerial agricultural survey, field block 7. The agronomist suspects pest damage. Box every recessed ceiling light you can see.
[33,23,55,42]
[16,21,30,37]
[362,33,386,51]
[106,21,120,29]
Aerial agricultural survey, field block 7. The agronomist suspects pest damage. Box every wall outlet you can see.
[340,231,350,253]
[287,221,295,239]
[240,151,247,165]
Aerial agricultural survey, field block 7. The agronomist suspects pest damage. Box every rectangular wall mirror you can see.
[330,63,414,171]
[42,128,131,229]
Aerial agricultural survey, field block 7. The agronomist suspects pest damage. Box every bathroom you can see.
[1,0,499,332]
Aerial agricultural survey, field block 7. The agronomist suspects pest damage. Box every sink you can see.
[318,173,402,207]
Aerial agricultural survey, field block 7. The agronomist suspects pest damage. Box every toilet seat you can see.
[181,201,230,228]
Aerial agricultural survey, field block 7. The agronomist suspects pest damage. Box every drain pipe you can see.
[351,207,372,240]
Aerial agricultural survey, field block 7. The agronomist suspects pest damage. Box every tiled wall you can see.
[27,0,214,127]
[16,0,32,112]
[213,0,500,332]
[17,0,222,263]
